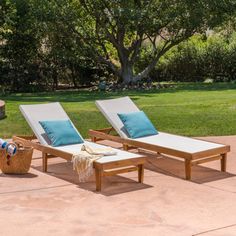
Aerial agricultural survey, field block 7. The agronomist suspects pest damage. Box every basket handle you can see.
[14,141,24,149]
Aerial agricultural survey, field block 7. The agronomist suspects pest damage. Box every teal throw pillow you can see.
[39,120,84,147]
[118,111,158,139]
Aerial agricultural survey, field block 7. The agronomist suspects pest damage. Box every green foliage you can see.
[148,32,236,82]
[27,0,236,84]
[0,0,236,90]
[1,0,42,91]
[0,0,107,92]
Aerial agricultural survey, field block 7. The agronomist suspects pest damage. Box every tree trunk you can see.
[71,66,78,88]
[121,63,134,84]
[72,75,78,88]
[52,72,58,90]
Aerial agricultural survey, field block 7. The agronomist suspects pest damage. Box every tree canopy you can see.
[1,0,236,91]
[36,0,236,84]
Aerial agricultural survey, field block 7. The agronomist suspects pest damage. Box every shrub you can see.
[144,32,236,82]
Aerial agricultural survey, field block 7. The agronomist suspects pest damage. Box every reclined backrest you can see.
[20,102,84,145]
[96,96,139,138]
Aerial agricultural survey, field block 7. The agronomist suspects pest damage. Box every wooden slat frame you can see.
[88,128,230,180]
[12,135,145,191]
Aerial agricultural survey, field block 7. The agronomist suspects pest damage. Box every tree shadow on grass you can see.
[3,82,236,103]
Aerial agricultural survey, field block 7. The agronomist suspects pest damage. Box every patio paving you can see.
[1,136,236,236]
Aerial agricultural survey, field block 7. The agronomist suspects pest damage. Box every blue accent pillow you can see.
[39,120,84,147]
[118,111,158,139]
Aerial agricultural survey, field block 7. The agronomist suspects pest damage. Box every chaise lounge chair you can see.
[13,102,145,191]
[88,96,230,180]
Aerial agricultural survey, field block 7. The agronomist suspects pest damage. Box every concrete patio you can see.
[1,136,236,236]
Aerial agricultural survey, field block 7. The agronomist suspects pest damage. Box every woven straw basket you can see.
[0,142,33,174]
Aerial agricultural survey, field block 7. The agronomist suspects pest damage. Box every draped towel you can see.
[72,145,117,182]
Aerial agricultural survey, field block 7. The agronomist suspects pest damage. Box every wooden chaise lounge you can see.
[88,96,230,180]
[13,102,145,191]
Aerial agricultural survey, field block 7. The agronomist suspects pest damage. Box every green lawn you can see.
[1,83,236,139]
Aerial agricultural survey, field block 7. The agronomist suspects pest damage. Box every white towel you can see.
[72,145,117,182]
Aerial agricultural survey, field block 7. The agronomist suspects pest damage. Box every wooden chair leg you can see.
[138,164,144,183]
[123,144,129,151]
[185,159,192,180]
[91,136,97,143]
[42,152,47,172]
[95,168,102,191]
[221,153,227,172]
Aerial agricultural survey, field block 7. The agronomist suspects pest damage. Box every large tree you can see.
[32,0,236,84]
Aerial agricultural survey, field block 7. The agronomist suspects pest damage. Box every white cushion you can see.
[96,96,138,138]
[135,132,224,154]
[54,141,141,163]
[20,103,83,145]
[96,97,225,154]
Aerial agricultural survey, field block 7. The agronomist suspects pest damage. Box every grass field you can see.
[1,83,236,138]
